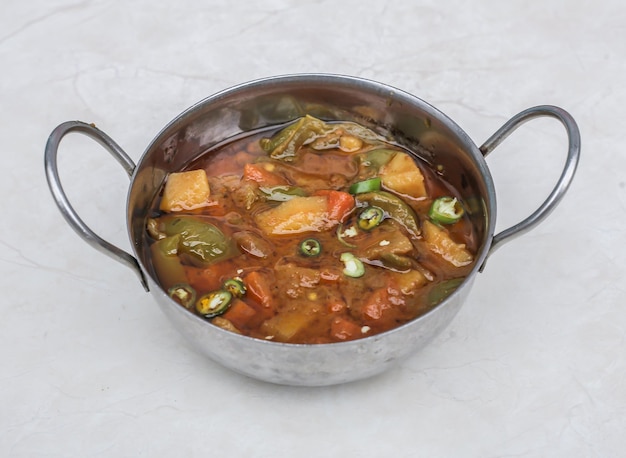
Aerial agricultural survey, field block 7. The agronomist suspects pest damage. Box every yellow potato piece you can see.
[255,196,329,235]
[380,152,427,198]
[388,269,429,295]
[339,135,363,152]
[422,220,473,267]
[261,311,316,341]
[160,169,210,212]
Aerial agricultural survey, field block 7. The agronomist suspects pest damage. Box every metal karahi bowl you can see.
[45,74,580,386]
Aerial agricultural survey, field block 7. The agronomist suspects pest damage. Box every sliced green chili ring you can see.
[427,277,465,306]
[196,290,233,318]
[357,206,385,231]
[429,196,464,224]
[299,238,322,257]
[168,284,196,309]
[349,177,382,195]
[336,223,358,248]
[340,252,365,278]
[223,278,247,297]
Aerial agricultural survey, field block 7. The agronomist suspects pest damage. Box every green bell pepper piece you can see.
[349,177,382,195]
[359,148,397,170]
[150,234,188,289]
[260,115,329,161]
[379,253,413,271]
[427,277,465,306]
[156,216,237,264]
[259,185,308,202]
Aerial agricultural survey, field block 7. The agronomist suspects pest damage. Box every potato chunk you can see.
[160,169,210,212]
[388,269,429,295]
[254,196,329,235]
[380,152,427,198]
[422,220,473,267]
[261,310,316,341]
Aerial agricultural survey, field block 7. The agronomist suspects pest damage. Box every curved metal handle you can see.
[44,121,149,291]
[479,105,581,269]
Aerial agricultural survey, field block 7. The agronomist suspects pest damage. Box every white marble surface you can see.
[2,0,625,456]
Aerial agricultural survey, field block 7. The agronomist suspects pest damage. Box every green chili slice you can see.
[340,252,365,278]
[357,206,385,231]
[196,290,233,318]
[299,238,322,257]
[429,197,464,224]
[167,284,196,309]
[223,278,247,297]
[349,177,382,195]
[337,223,358,248]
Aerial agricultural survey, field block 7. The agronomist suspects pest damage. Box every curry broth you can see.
[145,119,478,344]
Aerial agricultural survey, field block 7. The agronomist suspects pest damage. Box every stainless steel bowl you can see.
[45,74,580,386]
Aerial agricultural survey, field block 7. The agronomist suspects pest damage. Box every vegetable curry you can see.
[145,115,478,344]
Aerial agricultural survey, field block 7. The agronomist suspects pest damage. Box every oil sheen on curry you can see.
[145,115,478,344]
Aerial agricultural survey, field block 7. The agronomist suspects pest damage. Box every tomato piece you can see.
[184,264,228,292]
[315,190,355,222]
[361,288,392,322]
[222,299,258,329]
[330,316,362,341]
[243,163,287,186]
[243,270,274,310]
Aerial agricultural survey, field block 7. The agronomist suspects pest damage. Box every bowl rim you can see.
[128,72,496,349]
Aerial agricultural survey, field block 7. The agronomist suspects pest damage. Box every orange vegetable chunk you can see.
[317,190,355,222]
[330,316,363,341]
[243,271,275,310]
[243,163,287,186]
[222,299,258,330]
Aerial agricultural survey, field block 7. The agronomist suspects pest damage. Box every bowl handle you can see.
[479,105,581,271]
[44,121,149,291]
